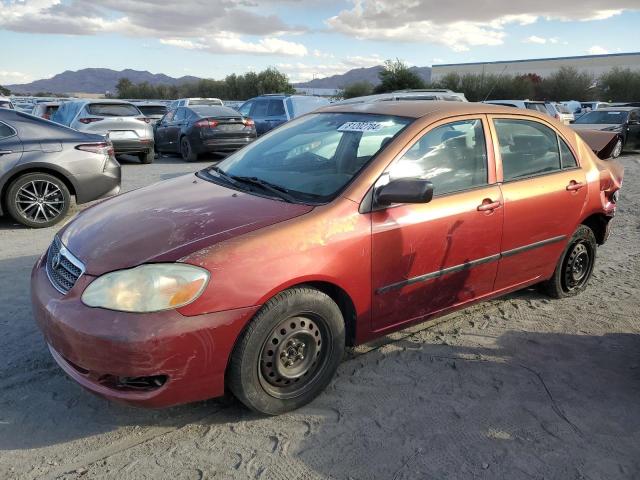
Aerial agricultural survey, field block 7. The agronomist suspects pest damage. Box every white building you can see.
[432,52,640,81]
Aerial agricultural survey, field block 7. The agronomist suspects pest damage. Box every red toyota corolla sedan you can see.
[32,102,623,415]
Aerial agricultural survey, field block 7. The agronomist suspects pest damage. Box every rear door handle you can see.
[477,199,501,212]
[0,150,13,155]
[566,181,585,191]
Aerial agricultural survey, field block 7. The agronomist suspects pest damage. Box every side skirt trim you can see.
[376,235,566,294]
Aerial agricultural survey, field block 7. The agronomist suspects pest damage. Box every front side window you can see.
[250,99,269,118]
[386,119,488,196]
[208,113,412,202]
[267,100,286,116]
[494,119,561,181]
[238,101,253,116]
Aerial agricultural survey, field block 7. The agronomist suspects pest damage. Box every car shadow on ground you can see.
[1,243,639,480]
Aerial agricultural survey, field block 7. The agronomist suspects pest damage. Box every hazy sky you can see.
[1,0,639,85]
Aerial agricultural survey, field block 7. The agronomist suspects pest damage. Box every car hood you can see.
[60,173,314,275]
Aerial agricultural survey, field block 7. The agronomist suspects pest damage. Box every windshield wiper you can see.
[208,166,241,187]
[230,175,298,202]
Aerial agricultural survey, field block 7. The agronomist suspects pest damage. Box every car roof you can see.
[317,100,549,119]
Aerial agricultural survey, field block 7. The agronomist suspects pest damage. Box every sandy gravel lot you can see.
[1,153,639,480]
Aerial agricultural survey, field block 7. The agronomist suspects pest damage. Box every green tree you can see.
[342,81,374,99]
[0,85,10,96]
[375,59,425,93]
[115,78,134,98]
[598,68,640,102]
[538,67,596,101]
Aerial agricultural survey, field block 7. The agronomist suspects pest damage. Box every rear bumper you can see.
[31,255,259,408]
[74,157,122,205]
[112,139,154,154]
[198,136,255,153]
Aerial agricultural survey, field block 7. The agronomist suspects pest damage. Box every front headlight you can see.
[82,264,209,313]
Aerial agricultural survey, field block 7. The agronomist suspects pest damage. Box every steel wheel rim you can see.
[613,139,623,158]
[563,242,592,291]
[258,314,330,400]
[15,180,65,224]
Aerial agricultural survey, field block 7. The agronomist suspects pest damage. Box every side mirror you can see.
[375,178,434,206]
[629,120,640,126]
[569,120,575,124]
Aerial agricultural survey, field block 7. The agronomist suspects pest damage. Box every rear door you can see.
[154,110,175,150]
[371,116,503,332]
[490,115,587,290]
[166,108,186,151]
[0,121,24,177]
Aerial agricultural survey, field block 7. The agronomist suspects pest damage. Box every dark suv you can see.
[238,95,329,135]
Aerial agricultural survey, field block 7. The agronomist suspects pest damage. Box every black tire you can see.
[6,172,71,228]
[180,136,198,162]
[541,225,597,298]
[138,149,154,164]
[228,287,345,415]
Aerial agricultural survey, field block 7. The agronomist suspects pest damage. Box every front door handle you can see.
[566,181,585,191]
[0,150,12,155]
[477,199,501,212]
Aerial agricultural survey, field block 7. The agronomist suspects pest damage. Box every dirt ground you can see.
[1,153,639,480]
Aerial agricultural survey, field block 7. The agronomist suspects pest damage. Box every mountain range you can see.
[294,66,432,89]
[6,68,202,94]
[6,65,432,95]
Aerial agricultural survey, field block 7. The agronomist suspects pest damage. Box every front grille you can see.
[46,237,85,294]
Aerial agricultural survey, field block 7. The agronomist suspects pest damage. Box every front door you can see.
[490,116,588,290]
[627,110,640,149]
[371,116,503,332]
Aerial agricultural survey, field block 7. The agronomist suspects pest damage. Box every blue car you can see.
[238,95,330,135]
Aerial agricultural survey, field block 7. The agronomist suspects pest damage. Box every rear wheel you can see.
[138,149,154,164]
[228,287,345,415]
[6,173,71,228]
[180,136,198,162]
[541,225,597,298]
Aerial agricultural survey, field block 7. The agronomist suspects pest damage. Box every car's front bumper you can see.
[31,254,259,408]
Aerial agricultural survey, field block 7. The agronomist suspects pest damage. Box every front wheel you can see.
[541,225,597,298]
[228,287,345,415]
[611,138,623,158]
[6,173,71,228]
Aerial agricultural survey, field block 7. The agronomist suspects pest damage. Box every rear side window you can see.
[494,119,561,181]
[388,119,488,196]
[87,103,140,117]
[559,138,578,169]
[250,99,269,118]
[0,122,15,139]
[174,108,186,122]
[267,100,285,116]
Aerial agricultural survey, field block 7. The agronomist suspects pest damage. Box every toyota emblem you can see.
[51,252,62,270]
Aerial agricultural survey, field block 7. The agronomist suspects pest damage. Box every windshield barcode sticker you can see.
[338,122,385,132]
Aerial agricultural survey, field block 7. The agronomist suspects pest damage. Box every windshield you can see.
[207,112,412,203]
[575,110,628,125]
[87,103,141,117]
